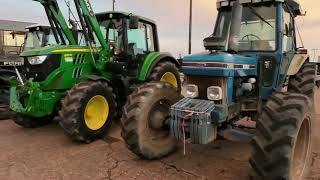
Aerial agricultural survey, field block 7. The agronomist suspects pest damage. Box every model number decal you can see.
[84,0,95,16]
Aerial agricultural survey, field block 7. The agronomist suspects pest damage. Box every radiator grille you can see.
[186,76,227,103]
[22,54,61,82]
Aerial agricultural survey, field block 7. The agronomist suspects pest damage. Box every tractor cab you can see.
[23,25,85,51]
[23,25,55,51]
[205,0,304,53]
[183,0,306,102]
[96,11,160,75]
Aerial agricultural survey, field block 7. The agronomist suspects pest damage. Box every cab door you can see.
[278,4,296,86]
[126,21,157,76]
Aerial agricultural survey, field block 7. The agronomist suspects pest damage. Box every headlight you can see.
[185,84,199,98]
[207,86,223,101]
[27,55,47,65]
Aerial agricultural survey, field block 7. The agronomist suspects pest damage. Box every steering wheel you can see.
[241,34,261,41]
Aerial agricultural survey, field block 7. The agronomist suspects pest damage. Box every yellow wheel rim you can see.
[84,95,109,131]
[160,72,178,88]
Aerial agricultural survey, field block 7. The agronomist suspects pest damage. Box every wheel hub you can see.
[291,117,311,180]
[84,95,109,131]
[148,99,171,131]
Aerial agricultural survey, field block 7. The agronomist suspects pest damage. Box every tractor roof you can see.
[217,0,305,16]
[25,24,50,30]
[96,11,156,25]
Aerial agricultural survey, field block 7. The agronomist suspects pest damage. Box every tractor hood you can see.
[20,45,97,57]
[182,52,257,77]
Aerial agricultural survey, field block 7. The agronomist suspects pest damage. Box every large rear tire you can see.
[59,81,117,143]
[148,61,181,92]
[250,92,312,180]
[288,62,316,99]
[121,82,181,159]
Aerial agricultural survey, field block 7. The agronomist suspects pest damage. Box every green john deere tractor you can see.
[10,0,180,143]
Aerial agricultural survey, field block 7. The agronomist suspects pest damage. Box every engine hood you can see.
[20,45,99,57]
[182,52,257,77]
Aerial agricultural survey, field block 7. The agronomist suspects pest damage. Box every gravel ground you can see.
[0,92,319,180]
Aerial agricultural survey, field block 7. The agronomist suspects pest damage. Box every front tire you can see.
[0,89,11,120]
[0,69,15,120]
[250,92,312,180]
[121,82,181,159]
[12,113,52,128]
[148,61,181,91]
[59,81,117,143]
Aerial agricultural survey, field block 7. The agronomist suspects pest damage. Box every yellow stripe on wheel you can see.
[160,72,178,88]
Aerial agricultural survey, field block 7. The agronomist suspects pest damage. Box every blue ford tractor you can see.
[121,0,315,179]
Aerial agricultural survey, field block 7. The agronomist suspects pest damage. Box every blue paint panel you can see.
[183,52,256,65]
[182,67,256,77]
[234,69,257,76]
[261,87,274,99]
[227,77,234,104]
[181,2,285,101]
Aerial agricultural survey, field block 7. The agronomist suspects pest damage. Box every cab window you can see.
[127,21,155,55]
[127,22,147,55]
[146,24,155,52]
[283,6,295,52]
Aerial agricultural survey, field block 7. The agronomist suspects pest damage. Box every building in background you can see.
[0,20,35,56]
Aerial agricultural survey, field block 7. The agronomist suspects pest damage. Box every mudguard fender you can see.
[287,54,309,76]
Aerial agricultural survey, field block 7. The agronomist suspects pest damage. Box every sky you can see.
[0,0,319,58]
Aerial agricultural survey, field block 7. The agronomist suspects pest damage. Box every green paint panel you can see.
[139,52,161,81]
[10,81,64,117]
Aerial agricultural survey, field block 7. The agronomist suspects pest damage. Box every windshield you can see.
[24,30,60,51]
[213,3,277,52]
[239,4,277,51]
[24,31,44,51]
[46,33,59,46]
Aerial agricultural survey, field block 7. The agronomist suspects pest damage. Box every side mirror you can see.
[228,1,243,52]
[129,16,139,29]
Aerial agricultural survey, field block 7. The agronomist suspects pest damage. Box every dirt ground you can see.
[0,92,320,180]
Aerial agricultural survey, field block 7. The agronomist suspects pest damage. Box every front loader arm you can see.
[74,0,110,57]
[33,0,77,45]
